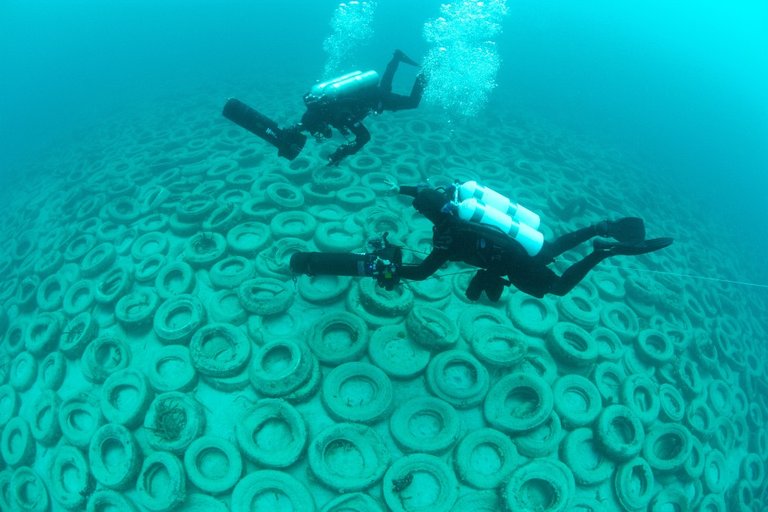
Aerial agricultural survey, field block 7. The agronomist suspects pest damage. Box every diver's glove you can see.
[327,143,356,166]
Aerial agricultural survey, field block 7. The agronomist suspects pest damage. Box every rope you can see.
[621,267,768,290]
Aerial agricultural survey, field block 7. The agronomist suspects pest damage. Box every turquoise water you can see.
[1,1,767,511]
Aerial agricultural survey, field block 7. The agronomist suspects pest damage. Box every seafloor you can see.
[0,80,766,512]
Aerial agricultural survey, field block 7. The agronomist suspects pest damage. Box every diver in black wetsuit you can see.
[290,183,673,300]
[222,50,425,166]
[397,185,673,300]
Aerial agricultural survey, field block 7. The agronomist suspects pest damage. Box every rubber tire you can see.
[38,351,67,391]
[307,312,369,365]
[406,306,459,351]
[135,451,186,512]
[390,396,462,454]
[100,369,153,428]
[552,374,602,428]
[367,324,431,380]
[235,398,307,468]
[59,392,103,449]
[147,345,198,393]
[81,335,131,384]
[49,444,91,510]
[613,457,655,512]
[153,294,207,344]
[29,390,62,446]
[188,323,251,378]
[596,404,645,462]
[503,459,575,512]
[425,350,489,409]
[143,392,206,454]
[560,427,615,486]
[454,428,521,489]
[183,435,243,494]
[322,362,393,424]
[1,416,35,467]
[382,453,458,512]
[238,277,295,316]
[484,372,554,433]
[88,423,142,489]
[248,339,314,397]
[10,466,50,512]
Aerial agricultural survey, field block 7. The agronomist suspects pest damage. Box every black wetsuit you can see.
[300,53,425,165]
[399,186,610,299]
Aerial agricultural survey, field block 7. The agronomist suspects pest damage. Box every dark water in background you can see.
[1,0,767,284]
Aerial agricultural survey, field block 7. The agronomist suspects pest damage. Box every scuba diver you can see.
[290,181,673,300]
[222,50,425,166]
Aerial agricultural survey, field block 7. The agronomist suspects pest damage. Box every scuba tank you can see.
[305,70,380,105]
[457,180,541,229]
[456,197,544,257]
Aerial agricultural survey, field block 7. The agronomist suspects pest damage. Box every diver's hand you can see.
[382,176,399,195]
[327,147,346,166]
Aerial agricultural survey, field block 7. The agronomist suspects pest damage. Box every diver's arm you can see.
[398,249,449,281]
[328,121,371,165]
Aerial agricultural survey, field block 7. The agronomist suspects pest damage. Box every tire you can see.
[115,289,159,331]
[426,350,489,409]
[155,261,196,298]
[0,385,19,427]
[9,351,36,392]
[1,416,35,467]
[406,306,459,351]
[62,279,96,316]
[560,427,615,486]
[599,302,639,344]
[135,451,186,512]
[25,312,62,356]
[269,211,317,239]
[189,323,251,378]
[308,422,390,492]
[248,339,314,397]
[596,404,645,462]
[503,459,575,512]
[236,398,307,468]
[454,428,521,489]
[307,312,369,365]
[390,396,462,454]
[59,311,97,358]
[59,392,103,448]
[9,466,50,512]
[322,362,393,424]
[81,242,117,277]
[49,444,91,510]
[208,288,248,325]
[382,453,458,512]
[153,294,207,344]
[547,321,598,369]
[238,277,295,316]
[552,374,602,428]
[513,410,564,458]
[226,221,271,256]
[484,372,554,433]
[81,335,131,384]
[147,345,198,393]
[88,423,142,489]
[320,493,384,512]
[468,325,527,368]
[183,436,242,494]
[94,263,134,305]
[613,457,655,512]
[367,324,430,380]
[100,369,153,428]
[143,392,205,454]
[134,254,167,283]
[29,390,62,446]
[297,274,352,304]
[209,256,254,289]
[642,423,692,474]
[231,470,315,512]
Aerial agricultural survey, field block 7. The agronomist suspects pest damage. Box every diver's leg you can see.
[379,74,426,111]
[380,53,400,94]
[548,251,608,296]
[536,225,599,262]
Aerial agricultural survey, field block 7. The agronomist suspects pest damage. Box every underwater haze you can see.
[1,1,768,511]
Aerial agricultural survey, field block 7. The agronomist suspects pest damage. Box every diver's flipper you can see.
[222,98,306,160]
[394,49,419,66]
[595,237,673,256]
[605,217,646,243]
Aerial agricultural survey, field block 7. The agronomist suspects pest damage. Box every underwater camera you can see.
[222,98,306,161]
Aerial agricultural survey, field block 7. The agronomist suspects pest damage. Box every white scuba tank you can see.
[308,70,380,102]
[457,198,544,256]
[458,180,541,229]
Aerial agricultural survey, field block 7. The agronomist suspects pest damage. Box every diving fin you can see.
[594,237,674,256]
[599,217,646,243]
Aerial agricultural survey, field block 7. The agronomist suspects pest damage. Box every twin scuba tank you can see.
[304,70,380,106]
[454,181,544,257]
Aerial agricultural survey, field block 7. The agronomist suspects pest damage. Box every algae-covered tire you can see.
[357,278,414,317]
[426,350,489,409]
[592,361,626,404]
[307,312,369,365]
[143,392,205,454]
[390,396,462,454]
[209,255,254,289]
[469,326,527,368]
[1,417,35,467]
[100,369,153,428]
[134,254,166,283]
[560,427,615,486]
[321,493,384,512]
[130,232,168,261]
[226,221,272,256]
[642,423,692,474]
[308,422,390,492]
[513,411,564,458]
[248,340,313,397]
[81,242,117,277]
[182,494,230,512]
[184,436,242,494]
[189,323,251,378]
[659,384,685,423]
[135,451,186,512]
[24,311,62,356]
[147,345,198,393]
[406,306,459,350]
[484,372,554,433]
[49,444,91,510]
[39,351,67,391]
[81,335,131,384]
[232,470,315,511]
[115,289,159,330]
[59,311,97,358]
[557,289,601,329]
[9,351,37,391]
[613,457,654,512]
[236,398,307,468]
[238,277,295,316]
[703,450,727,494]
[382,453,458,512]
[695,494,726,512]
[454,428,520,489]
[591,327,625,361]
[621,373,660,427]
[547,321,598,368]
[596,404,645,462]
[635,328,674,365]
[368,324,430,380]
[508,292,559,336]
[270,210,317,239]
[450,491,502,512]
[0,385,19,427]
[89,423,141,490]
[86,489,138,512]
[94,263,133,305]
[599,302,639,343]
[297,274,351,304]
[29,390,61,446]
[322,362,393,424]
[153,294,207,344]
[503,459,575,512]
[683,435,705,480]
[155,261,196,298]
[552,374,602,428]
[10,466,49,512]
[59,392,102,448]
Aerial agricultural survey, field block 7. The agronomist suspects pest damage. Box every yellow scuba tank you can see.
[306,70,380,104]
[457,180,541,229]
[456,197,544,256]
